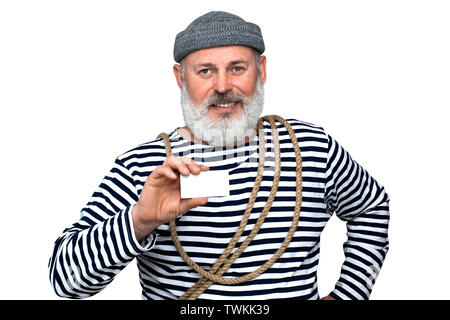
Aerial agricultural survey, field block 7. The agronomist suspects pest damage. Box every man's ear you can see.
[173,64,183,89]
[259,55,267,85]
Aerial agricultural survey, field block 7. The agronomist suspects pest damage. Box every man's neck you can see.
[177,126,209,145]
[176,126,257,147]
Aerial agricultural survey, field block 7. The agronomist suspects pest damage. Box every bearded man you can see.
[49,11,390,300]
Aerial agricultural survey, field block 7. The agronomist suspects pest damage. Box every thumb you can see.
[179,197,208,214]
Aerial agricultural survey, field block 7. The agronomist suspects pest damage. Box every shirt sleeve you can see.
[324,133,390,300]
[48,157,157,299]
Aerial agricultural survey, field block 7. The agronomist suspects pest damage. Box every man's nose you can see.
[213,71,233,93]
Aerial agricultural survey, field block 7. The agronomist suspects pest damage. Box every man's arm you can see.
[48,157,156,298]
[48,154,208,298]
[324,133,390,300]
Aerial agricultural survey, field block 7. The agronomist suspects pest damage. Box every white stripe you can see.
[48,118,389,300]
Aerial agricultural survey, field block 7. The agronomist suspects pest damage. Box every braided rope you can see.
[180,116,281,299]
[156,115,302,300]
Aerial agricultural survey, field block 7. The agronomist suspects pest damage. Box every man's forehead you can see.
[184,46,255,66]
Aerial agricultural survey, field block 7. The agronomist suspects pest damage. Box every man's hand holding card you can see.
[131,156,229,242]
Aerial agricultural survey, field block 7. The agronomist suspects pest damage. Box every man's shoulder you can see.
[272,116,328,137]
[115,128,179,166]
[284,117,325,131]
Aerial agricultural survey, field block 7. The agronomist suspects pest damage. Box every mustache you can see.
[202,91,250,108]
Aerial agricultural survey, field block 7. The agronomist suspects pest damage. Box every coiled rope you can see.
[156,115,302,300]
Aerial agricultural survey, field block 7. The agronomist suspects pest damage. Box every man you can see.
[49,11,390,300]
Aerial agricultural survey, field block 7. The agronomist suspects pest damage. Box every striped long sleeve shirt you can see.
[48,118,390,300]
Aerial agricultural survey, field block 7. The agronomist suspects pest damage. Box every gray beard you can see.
[180,77,265,147]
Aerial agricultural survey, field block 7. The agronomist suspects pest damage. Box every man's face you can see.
[174,46,267,146]
[178,46,266,122]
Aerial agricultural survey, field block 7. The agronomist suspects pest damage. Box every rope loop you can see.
[156,115,302,300]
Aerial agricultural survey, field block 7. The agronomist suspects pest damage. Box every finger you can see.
[165,156,206,176]
[186,162,201,175]
[179,197,208,214]
[180,157,209,174]
[164,156,190,176]
[152,165,178,180]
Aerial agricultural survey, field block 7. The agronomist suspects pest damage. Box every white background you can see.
[1,0,449,300]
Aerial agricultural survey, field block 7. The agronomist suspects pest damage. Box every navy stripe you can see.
[48,118,389,300]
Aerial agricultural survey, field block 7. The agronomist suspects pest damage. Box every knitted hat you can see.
[173,11,265,62]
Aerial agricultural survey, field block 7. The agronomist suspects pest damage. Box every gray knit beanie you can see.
[173,11,265,62]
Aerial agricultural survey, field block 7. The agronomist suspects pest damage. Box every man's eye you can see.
[199,69,210,75]
[233,66,243,72]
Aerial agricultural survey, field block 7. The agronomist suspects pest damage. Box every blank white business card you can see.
[180,170,229,199]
